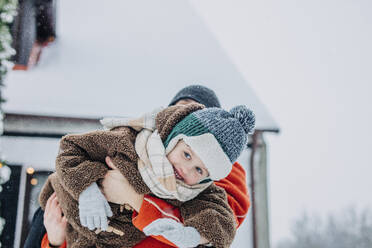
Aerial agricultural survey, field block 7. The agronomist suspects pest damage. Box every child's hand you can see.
[102,156,144,211]
[43,192,67,246]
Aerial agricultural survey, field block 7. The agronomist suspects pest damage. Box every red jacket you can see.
[41,162,250,248]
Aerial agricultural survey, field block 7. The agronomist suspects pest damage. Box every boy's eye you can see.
[195,167,203,175]
[184,152,191,160]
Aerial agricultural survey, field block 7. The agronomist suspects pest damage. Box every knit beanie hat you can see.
[169,85,221,108]
[164,105,255,180]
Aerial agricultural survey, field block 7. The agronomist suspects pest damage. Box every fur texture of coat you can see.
[39,103,236,248]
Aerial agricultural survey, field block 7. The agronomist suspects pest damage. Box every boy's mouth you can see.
[173,167,184,181]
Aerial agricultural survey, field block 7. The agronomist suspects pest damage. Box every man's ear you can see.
[105,156,119,170]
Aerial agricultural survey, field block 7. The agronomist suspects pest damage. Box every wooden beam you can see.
[250,131,271,248]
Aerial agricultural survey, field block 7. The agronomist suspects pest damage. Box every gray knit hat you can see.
[164,105,255,180]
[169,85,221,108]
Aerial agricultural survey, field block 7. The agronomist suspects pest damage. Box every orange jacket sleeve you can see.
[41,233,67,248]
[133,236,176,248]
[215,162,250,227]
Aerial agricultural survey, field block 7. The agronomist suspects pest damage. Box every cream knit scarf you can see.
[100,108,212,202]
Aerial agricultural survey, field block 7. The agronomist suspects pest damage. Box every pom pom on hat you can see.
[230,105,256,135]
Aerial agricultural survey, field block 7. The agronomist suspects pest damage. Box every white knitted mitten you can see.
[143,218,200,248]
[78,182,113,231]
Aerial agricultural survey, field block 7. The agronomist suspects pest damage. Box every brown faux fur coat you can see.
[39,104,236,248]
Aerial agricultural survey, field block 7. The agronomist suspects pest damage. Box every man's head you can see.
[169,85,221,108]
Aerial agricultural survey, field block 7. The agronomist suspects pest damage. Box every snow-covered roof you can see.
[3,0,278,132]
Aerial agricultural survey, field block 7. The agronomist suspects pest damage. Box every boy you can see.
[39,103,255,248]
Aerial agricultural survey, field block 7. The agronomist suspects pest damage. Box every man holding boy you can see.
[24,85,251,248]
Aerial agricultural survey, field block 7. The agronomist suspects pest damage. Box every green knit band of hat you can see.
[164,114,209,148]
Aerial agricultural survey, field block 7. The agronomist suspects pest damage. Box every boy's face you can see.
[167,140,209,185]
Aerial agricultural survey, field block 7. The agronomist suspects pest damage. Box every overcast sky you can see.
[189,0,372,244]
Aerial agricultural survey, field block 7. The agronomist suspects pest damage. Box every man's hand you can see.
[102,156,144,212]
[43,192,67,246]
[101,169,129,205]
